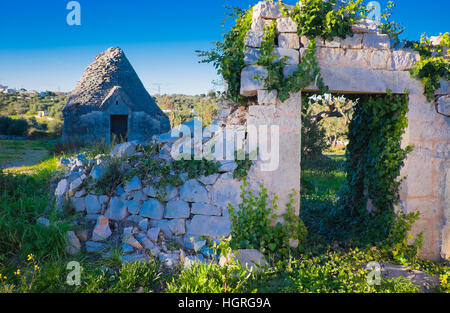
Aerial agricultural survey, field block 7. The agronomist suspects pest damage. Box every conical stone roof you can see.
[64,47,164,118]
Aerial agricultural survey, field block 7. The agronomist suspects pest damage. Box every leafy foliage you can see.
[197,6,253,104]
[167,237,254,293]
[0,116,29,136]
[228,180,307,257]
[289,0,364,41]
[408,33,450,102]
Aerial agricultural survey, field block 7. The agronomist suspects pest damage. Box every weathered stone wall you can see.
[236,0,450,260]
[63,91,167,145]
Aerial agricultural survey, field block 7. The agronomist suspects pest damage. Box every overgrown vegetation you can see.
[0,116,29,137]
[407,33,450,102]
[228,180,307,257]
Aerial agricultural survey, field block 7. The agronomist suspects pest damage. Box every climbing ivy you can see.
[199,0,367,105]
[407,33,450,102]
[333,90,414,243]
[288,0,364,41]
[197,6,253,105]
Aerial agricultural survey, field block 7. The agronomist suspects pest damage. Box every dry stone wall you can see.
[53,130,245,266]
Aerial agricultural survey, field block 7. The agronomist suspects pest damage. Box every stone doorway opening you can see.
[300,91,411,242]
[110,114,128,143]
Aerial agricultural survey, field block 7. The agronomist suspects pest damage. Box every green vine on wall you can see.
[407,33,450,102]
[333,90,414,243]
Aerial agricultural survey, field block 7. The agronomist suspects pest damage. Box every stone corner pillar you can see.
[246,91,302,220]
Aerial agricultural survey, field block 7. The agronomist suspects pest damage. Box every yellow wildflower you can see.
[14,269,20,276]
[27,254,34,261]
[34,265,40,271]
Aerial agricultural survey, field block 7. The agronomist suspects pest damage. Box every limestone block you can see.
[110,142,137,159]
[105,197,128,221]
[300,36,310,48]
[186,215,232,238]
[340,34,363,49]
[211,172,242,210]
[369,50,393,70]
[253,0,282,19]
[278,33,300,49]
[164,200,190,219]
[86,241,109,254]
[315,48,391,70]
[198,174,219,185]
[240,66,268,97]
[315,38,326,47]
[124,176,142,193]
[37,217,50,227]
[251,17,273,32]
[138,218,148,232]
[140,199,164,220]
[143,186,158,198]
[90,165,107,181]
[315,48,364,68]
[408,94,436,122]
[437,96,450,116]
[404,146,434,197]
[303,67,423,94]
[147,227,160,242]
[274,48,299,65]
[245,30,264,48]
[180,179,209,203]
[276,17,297,32]
[71,197,86,213]
[436,78,449,95]
[244,48,261,65]
[168,219,186,236]
[191,203,222,216]
[246,97,301,218]
[363,33,391,50]
[410,217,442,260]
[86,194,101,214]
[392,50,420,71]
[135,233,154,250]
[220,249,268,271]
[127,199,141,215]
[324,39,341,48]
[65,231,81,256]
[160,185,179,201]
[257,89,278,105]
[352,19,379,33]
[92,216,112,242]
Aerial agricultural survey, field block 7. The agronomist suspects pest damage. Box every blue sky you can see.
[0,0,448,95]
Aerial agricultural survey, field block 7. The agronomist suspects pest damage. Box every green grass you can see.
[302,155,346,196]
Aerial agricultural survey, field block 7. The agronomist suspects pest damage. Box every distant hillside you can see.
[0,92,219,138]
[153,94,219,127]
[0,91,67,120]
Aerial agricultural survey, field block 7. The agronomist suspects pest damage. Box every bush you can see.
[228,180,307,257]
[0,116,29,136]
[166,237,255,293]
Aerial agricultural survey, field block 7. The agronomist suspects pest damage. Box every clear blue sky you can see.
[0,0,448,95]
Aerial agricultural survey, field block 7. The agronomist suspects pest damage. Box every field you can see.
[0,140,51,171]
[0,142,449,294]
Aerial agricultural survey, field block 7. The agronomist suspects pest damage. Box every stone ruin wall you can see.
[217,0,450,260]
[57,0,450,261]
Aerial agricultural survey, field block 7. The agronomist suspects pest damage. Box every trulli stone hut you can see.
[62,47,170,144]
